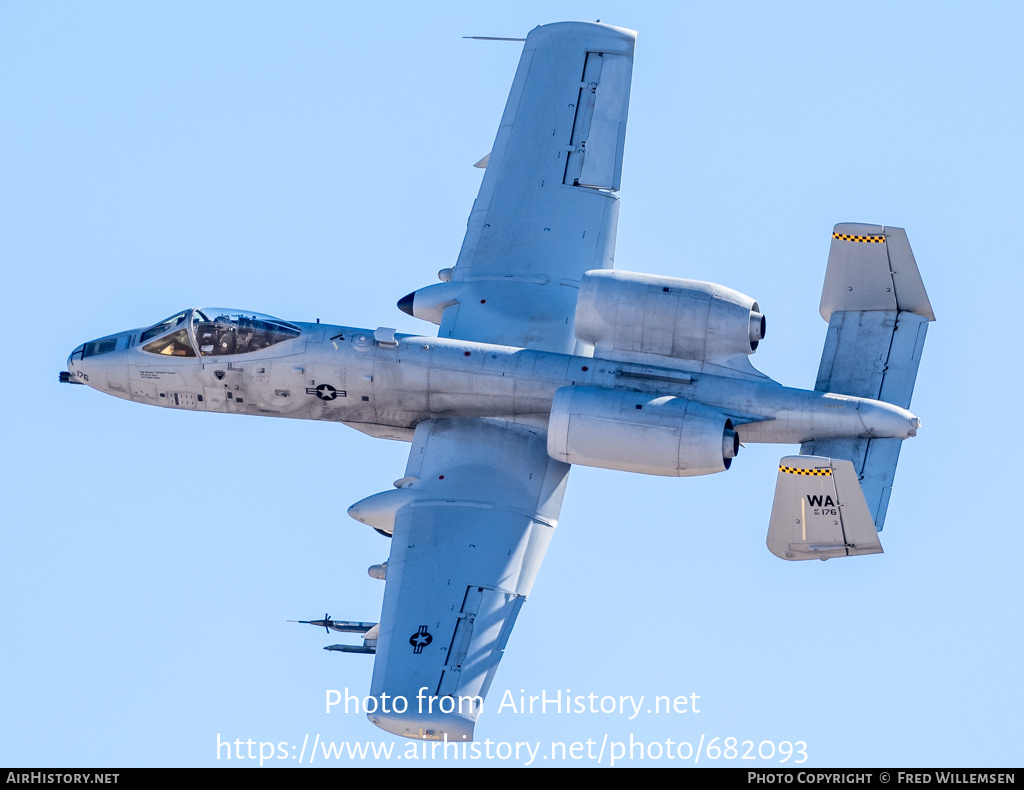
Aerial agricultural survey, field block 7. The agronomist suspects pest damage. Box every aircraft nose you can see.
[62,345,86,385]
[63,334,131,393]
[68,345,82,369]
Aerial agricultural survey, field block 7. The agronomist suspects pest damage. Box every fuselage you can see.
[65,313,919,448]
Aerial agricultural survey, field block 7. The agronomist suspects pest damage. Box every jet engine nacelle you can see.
[574,270,765,363]
[547,386,738,476]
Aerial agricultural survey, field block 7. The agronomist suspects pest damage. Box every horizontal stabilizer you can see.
[805,310,927,529]
[806,224,934,531]
[801,436,901,532]
[767,456,882,561]
[814,311,928,408]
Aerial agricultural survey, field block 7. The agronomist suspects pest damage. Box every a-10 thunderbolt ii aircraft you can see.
[61,21,934,742]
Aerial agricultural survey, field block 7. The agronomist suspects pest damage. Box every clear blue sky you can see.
[3,0,1022,767]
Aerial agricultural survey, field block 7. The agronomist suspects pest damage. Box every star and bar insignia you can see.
[306,384,346,401]
[409,626,433,654]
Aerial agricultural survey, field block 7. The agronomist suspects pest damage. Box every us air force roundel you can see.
[409,626,433,653]
[306,384,346,400]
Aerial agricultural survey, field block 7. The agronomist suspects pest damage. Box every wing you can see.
[359,419,570,741]
[356,22,629,741]
[402,22,636,353]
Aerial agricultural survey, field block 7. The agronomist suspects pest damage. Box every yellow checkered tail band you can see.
[779,466,832,476]
[832,233,885,243]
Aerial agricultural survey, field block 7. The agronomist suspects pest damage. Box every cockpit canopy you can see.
[141,308,301,358]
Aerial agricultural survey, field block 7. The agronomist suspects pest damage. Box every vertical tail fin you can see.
[768,456,882,561]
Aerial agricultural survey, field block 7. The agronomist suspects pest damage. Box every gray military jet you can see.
[61,21,933,742]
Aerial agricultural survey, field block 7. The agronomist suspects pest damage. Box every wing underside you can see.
[367,418,570,741]
[363,23,632,741]
[435,22,636,353]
